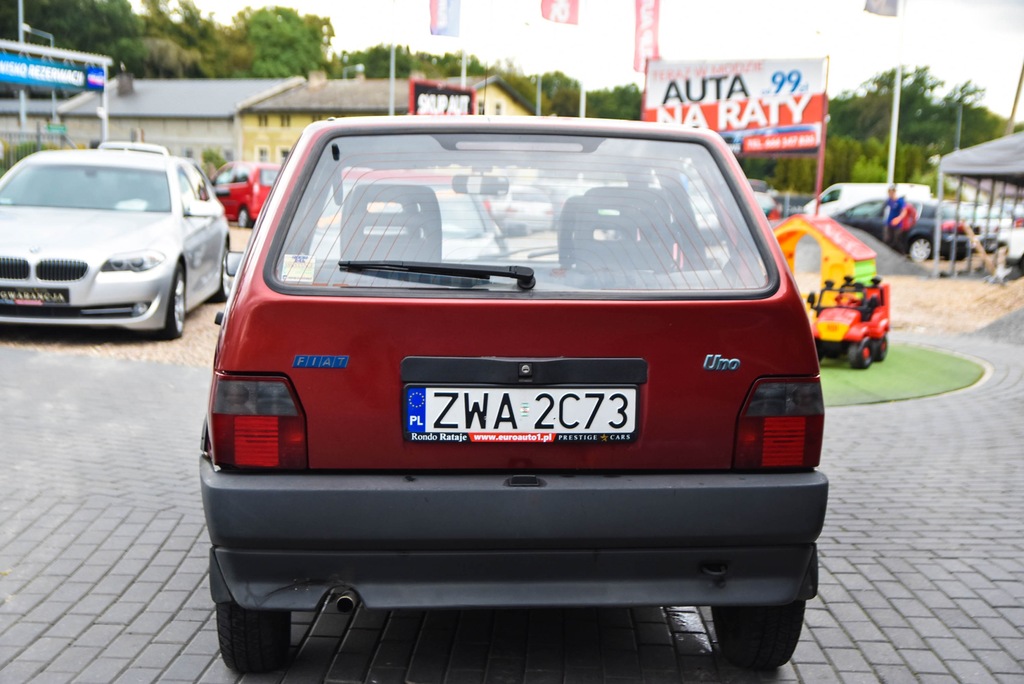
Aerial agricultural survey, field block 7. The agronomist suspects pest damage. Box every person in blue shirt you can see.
[885,185,908,248]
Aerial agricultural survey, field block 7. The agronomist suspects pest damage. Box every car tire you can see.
[208,241,231,303]
[216,601,290,673]
[712,600,805,670]
[907,237,933,263]
[237,206,251,229]
[849,339,873,369]
[871,334,889,362]
[155,265,186,340]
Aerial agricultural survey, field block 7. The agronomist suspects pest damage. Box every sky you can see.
[187,0,1023,121]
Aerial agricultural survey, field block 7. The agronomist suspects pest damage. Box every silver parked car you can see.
[0,146,231,339]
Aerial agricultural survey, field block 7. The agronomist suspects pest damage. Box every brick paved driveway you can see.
[1,333,1022,683]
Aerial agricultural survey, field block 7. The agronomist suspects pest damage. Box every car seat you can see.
[339,183,442,262]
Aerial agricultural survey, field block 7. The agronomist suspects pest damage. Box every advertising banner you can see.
[634,0,659,73]
[541,0,579,25]
[643,58,827,157]
[0,53,105,92]
[430,0,461,36]
[409,80,476,116]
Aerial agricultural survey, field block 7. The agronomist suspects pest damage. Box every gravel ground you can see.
[2,228,1022,367]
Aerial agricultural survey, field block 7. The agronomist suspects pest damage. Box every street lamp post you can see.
[22,23,57,124]
[17,0,25,130]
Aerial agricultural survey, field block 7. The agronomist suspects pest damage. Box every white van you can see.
[803,182,932,217]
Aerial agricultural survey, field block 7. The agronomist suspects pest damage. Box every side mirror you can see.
[226,251,244,277]
[185,201,222,219]
[806,292,817,308]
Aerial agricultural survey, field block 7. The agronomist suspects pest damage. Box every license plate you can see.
[404,386,637,443]
[0,287,69,306]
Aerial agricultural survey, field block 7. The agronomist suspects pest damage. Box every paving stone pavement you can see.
[0,332,1022,684]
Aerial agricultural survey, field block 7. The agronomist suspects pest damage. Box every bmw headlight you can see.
[101,251,166,272]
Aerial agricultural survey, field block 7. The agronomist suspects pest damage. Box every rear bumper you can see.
[200,459,828,611]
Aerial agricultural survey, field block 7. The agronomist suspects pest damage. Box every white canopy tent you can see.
[935,132,1024,278]
[940,132,1024,185]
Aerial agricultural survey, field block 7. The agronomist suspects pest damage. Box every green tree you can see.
[138,0,232,78]
[202,147,226,176]
[586,84,641,120]
[0,0,146,74]
[330,45,417,79]
[234,6,331,78]
[540,71,581,117]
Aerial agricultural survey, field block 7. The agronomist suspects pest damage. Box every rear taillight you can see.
[209,374,307,469]
[734,379,824,469]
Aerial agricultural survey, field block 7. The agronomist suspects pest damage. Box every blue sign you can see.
[406,387,426,433]
[292,355,349,369]
[0,53,104,92]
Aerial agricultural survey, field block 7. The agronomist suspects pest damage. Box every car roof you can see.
[302,114,729,145]
[97,141,170,155]
[18,148,180,171]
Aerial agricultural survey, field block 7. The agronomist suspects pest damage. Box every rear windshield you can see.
[272,132,770,296]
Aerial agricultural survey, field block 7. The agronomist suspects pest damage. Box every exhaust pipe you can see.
[335,591,358,614]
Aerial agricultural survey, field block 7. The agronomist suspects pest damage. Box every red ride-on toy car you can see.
[808,276,890,369]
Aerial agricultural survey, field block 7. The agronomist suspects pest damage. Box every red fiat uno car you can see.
[201,117,827,673]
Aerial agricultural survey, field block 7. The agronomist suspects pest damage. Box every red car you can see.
[201,117,827,673]
[212,161,280,227]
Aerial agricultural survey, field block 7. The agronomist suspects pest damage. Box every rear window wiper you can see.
[338,260,536,290]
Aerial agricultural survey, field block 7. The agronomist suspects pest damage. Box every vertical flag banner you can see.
[541,0,579,25]
[643,58,828,157]
[634,0,660,73]
[864,0,898,16]
[430,0,461,36]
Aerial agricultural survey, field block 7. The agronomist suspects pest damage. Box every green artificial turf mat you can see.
[819,344,985,407]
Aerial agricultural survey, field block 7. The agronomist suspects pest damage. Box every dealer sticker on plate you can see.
[0,287,69,306]
[404,386,637,443]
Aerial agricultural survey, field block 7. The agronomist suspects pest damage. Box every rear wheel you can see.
[848,339,873,369]
[907,236,933,263]
[237,206,251,228]
[712,600,806,670]
[871,334,889,362]
[216,601,290,673]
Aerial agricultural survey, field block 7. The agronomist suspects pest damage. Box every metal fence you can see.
[0,129,79,175]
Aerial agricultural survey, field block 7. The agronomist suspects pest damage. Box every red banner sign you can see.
[409,80,476,116]
[643,58,828,157]
[541,0,579,24]
[634,0,659,73]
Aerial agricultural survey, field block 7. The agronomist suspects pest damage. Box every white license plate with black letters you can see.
[404,386,637,443]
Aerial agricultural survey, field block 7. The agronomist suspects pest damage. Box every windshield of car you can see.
[0,163,172,213]
[273,132,770,296]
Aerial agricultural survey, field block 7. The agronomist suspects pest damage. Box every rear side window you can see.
[260,168,280,186]
[272,133,770,297]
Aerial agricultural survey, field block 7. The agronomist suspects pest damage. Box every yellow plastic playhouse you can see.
[773,214,878,307]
